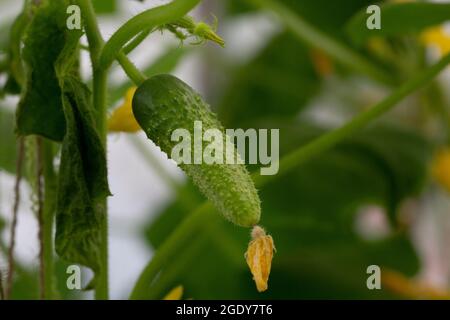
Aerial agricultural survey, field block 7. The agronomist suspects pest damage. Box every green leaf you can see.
[55,76,110,279]
[16,0,70,141]
[3,9,30,94]
[218,32,320,127]
[346,2,450,46]
[0,107,17,173]
[92,0,117,15]
[228,0,379,36]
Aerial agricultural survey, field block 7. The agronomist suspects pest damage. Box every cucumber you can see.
[132,74,261,227]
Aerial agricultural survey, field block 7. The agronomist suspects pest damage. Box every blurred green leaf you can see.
[16,0,70,141]
[347,2,450,46]
[0,107,17,173]
[218,32,320,127]
[92,0,117,15]
[3,9,30,95]
[229,0,380,36]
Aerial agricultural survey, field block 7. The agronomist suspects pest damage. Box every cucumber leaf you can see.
[53,4,110,283]
[16,0,69,141]
[55,76,110,281]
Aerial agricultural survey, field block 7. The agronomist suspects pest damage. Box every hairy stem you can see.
[77,0,109,300]
[123,28,153,55]
[99,0,201,70]
[130,51,450,299]
[36,138,45,300]
[117,52,147,86]
[6,138,25,299]
[247,0,393,85]
[42,139,57,299]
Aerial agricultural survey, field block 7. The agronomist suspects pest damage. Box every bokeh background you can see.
[1,0,450,299]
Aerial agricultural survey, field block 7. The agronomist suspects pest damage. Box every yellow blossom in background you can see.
[163,285,184,300]
[245,226,275,292]
[432,148,450,193]
[310,49,333,77]
[421,27,450,56]
[382,269,450,299]
[108,87,141,133]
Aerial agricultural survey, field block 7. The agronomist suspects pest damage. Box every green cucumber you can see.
[132,74,261,227]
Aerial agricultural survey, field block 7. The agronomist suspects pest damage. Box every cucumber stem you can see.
[42,139,57,299]
[76,0,109,300]
[117,52,147,86]
[98,0,202,70]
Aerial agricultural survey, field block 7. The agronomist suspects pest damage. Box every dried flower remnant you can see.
[245,226,275,292]
[163,285,184,300]
[432,148,450,193]
[108,87,141,133]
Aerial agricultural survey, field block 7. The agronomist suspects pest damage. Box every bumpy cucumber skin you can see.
[132,74,261,227]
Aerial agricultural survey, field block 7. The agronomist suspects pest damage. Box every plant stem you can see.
[130,52,450,299]
[123,28,153,55]
[117,52,147,86]
[99,0,201,70]
[247,0,393,85]
[36,138,45,300]
[77,0,109,300]
[42,139,57,299]
[130,202,213,299]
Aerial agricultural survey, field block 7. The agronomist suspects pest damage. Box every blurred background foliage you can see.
[1,0,450,299]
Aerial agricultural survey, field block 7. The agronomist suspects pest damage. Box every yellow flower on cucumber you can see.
[108,87,141,133]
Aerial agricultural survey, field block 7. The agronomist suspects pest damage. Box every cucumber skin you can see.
[132,74,261,227]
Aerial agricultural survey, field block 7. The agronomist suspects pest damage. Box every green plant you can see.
[1,0,450,300]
